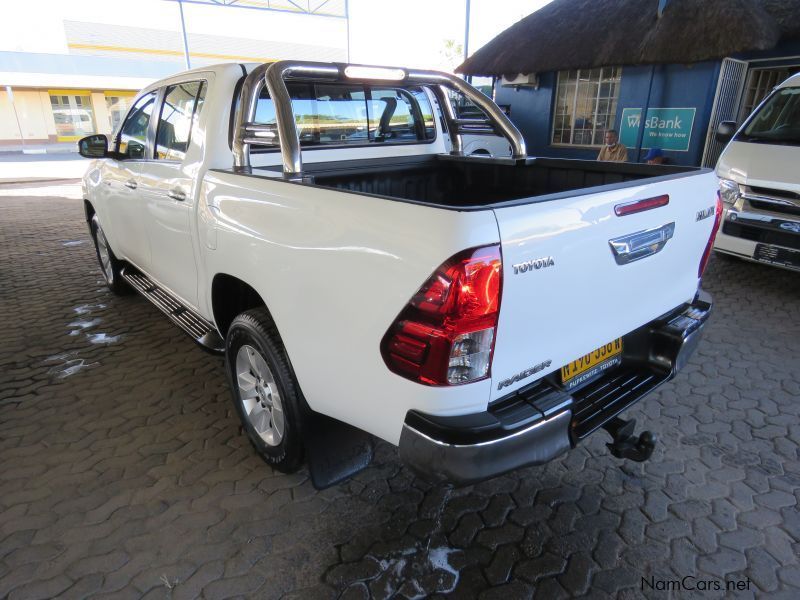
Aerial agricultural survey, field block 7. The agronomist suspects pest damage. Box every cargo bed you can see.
[246,154,701,209]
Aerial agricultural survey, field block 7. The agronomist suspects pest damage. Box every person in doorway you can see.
[597,129,628,162]
[644,148,666,164]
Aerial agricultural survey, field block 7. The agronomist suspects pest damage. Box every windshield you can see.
[739,86,800,146]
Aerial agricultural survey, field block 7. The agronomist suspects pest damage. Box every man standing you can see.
[597,129,628,162]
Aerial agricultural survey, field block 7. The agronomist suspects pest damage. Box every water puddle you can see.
[41,303,120,381]
[47,358,99,379]
[362,486,460,597]
[73,303,106,316]
[68,318,101,331]
[427,547,460,581]
[43,352,100,379]
[366,545,461,598]
[86,332,122,345]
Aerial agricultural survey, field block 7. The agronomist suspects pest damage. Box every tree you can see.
[440,39,464,72]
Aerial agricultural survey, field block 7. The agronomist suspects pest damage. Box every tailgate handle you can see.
[609,222,675,265]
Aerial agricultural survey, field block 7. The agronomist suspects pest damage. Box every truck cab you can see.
[715,72,800,271]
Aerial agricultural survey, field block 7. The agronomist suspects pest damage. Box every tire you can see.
[225,308,305,472]
[90,215,130,295]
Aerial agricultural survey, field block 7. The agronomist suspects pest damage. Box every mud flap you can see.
[303,411,374,489]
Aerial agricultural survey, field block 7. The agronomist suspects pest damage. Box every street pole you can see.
[6,86,26,150]
[345,0,351,63]
[463,0,471,81]
[463,0,471,61]
[178,0,191,70]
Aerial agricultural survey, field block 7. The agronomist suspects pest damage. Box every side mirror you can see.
[715,121,737,144]
[78,134,109,159]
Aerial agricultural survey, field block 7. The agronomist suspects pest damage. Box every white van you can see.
[715,72,800,272]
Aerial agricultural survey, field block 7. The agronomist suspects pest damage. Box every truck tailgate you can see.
[488,170,719,402]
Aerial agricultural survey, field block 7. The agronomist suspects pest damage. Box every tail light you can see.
[381,245,502,386]
[698,192,723,278]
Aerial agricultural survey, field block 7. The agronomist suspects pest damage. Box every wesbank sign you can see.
[620,107,696,152]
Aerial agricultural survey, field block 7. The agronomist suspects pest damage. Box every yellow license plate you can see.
[561,338,623,389]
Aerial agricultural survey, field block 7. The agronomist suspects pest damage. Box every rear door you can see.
[488,170,719,401]
[137,79,207,309]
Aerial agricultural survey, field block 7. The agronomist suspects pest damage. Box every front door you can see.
[137,80,207,310]
[104,90,159,271]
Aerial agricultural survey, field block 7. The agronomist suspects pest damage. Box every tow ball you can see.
[602,417,656,462]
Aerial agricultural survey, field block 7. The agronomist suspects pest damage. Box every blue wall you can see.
[495,61,722,166]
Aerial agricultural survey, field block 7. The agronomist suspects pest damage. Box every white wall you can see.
[0,90,54,141]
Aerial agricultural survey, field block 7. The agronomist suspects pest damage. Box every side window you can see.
[413,89,436,140]
[369,88,431,142]
[118,92,157,159]
[156,81,206,161]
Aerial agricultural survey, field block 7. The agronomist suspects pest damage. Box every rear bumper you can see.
[399,290,712,484]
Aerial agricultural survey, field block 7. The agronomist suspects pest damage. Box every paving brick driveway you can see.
[1,185,799,599]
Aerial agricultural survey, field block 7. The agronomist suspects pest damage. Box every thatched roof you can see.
[457,0,800,77]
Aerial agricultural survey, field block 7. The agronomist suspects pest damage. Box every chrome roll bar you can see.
[232,60,527,179]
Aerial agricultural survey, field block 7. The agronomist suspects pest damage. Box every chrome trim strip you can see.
[727,208,800,227]
[401,411,563,449]
[743,193,800,210]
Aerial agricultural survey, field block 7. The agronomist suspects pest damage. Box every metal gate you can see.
[701,58,748,168]
[738,64,800,121]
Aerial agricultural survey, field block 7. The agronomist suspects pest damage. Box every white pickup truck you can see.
[79,61,718,488]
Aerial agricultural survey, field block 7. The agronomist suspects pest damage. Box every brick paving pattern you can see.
[1,186,799,599]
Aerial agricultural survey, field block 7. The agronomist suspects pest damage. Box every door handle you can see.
[124,179,138,190]
[609,222,675,265]
[167,189,187,202]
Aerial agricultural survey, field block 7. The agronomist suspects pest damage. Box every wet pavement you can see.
[1,186,799,599]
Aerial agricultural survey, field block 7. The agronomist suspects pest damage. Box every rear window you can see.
[251,82,435,149]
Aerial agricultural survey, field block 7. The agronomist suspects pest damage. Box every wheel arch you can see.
[84,199,96,224]
[211,273,275,338]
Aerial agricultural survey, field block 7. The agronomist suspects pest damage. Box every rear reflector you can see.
[614,195,670,216]
[698,192,723,278]
[381,245,502,386]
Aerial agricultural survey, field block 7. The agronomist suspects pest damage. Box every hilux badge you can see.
[696,206,715,221]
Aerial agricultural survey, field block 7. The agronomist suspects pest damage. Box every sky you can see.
[0,0,554,73]
[348,0,553,71]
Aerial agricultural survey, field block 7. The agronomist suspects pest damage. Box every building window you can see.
[552,67,622,147]
[739,66,800,121]
[49,90,96,141]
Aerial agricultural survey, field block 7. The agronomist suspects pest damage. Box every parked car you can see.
[715,72,800,272]
[78,61,718,488]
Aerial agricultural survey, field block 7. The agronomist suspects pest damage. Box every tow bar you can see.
[602,417,656,462]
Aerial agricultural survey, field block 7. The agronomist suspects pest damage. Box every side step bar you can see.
[121,267,224,353]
